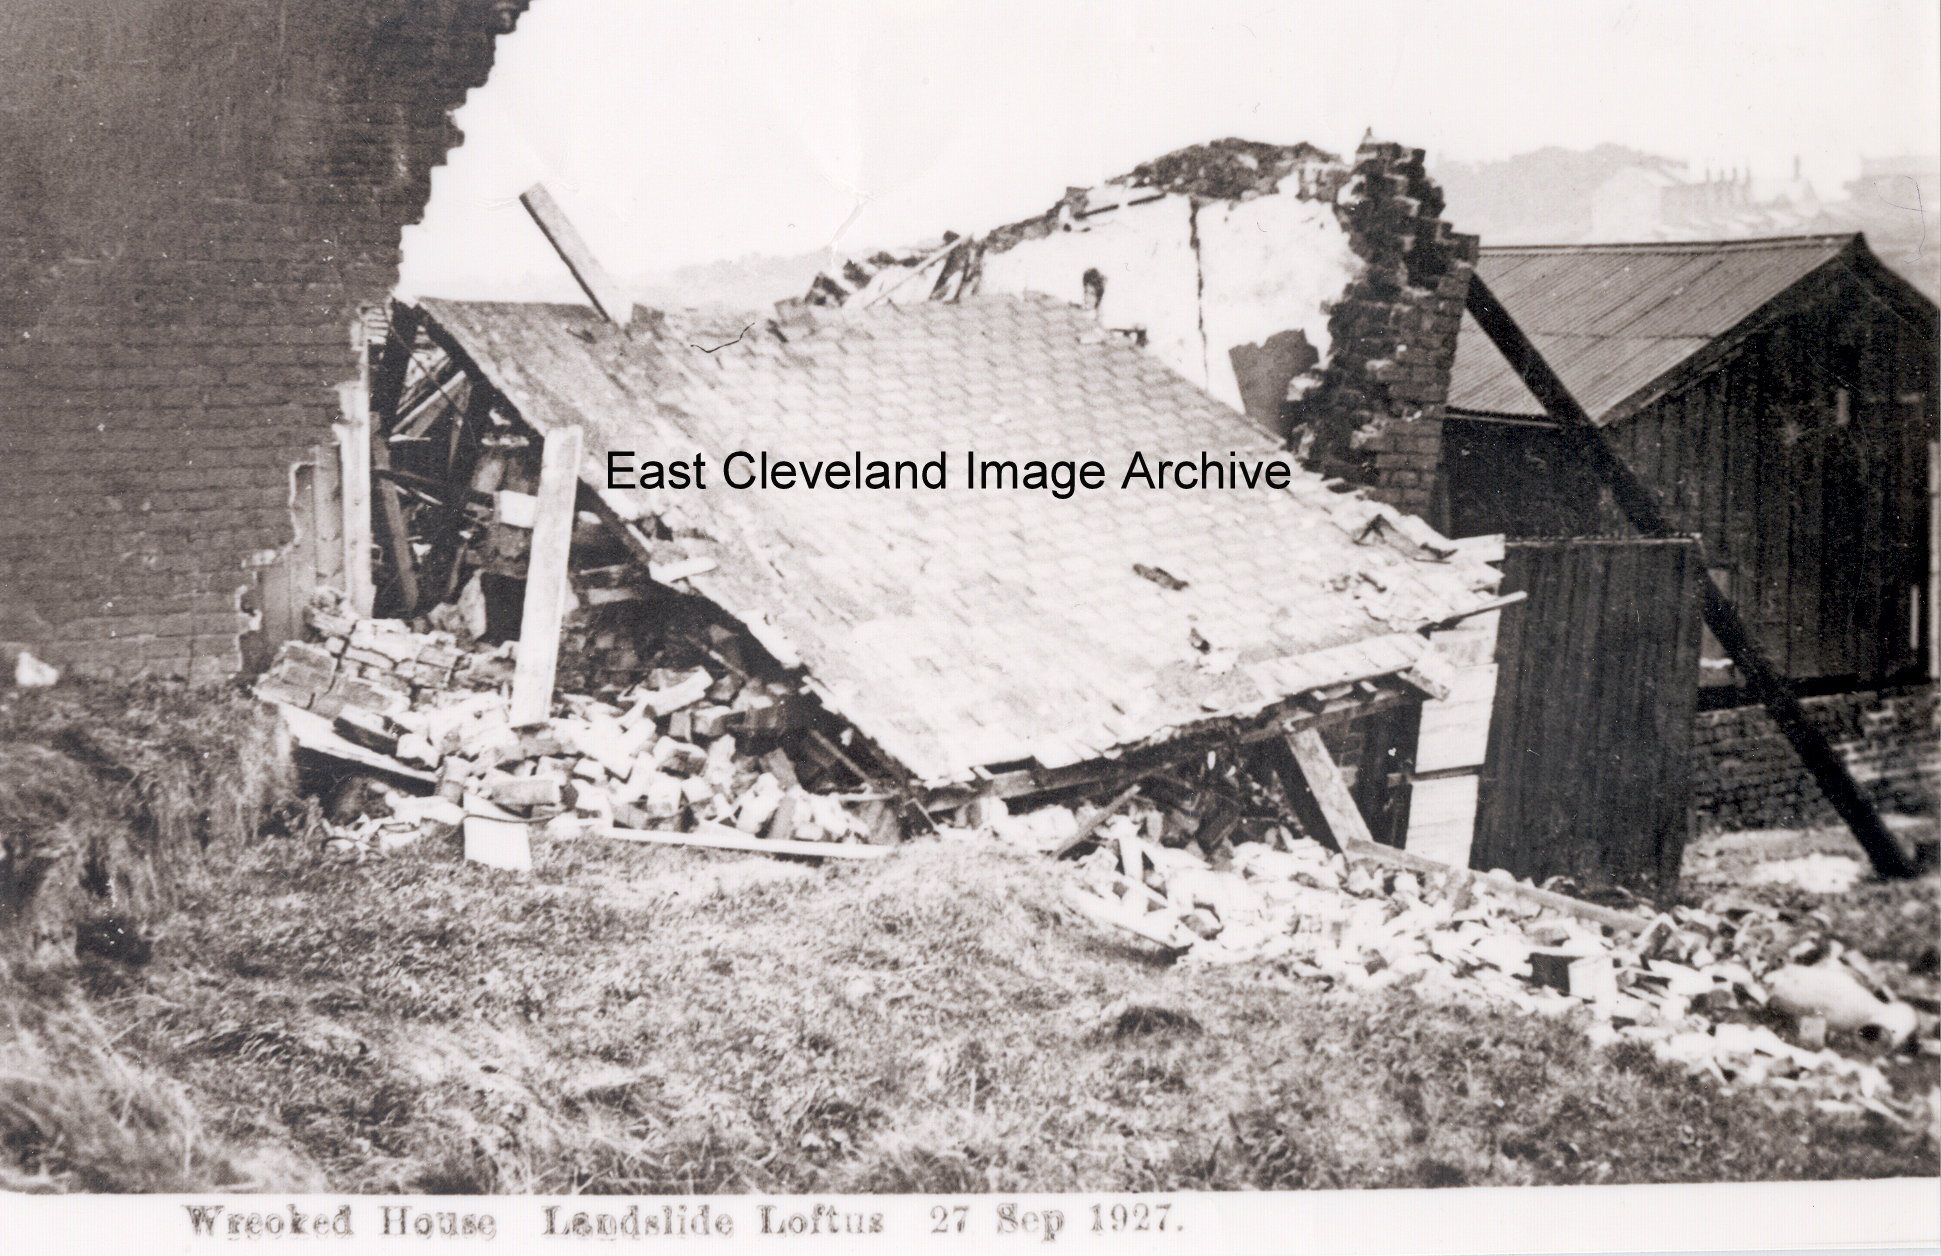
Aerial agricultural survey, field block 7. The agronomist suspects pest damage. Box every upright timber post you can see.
[508,424,584,727]
[368,305,422,613]
[334,379,375,617]
[506,185,622,727]
[1929,439,1938,682]
[1465,277,1917,879]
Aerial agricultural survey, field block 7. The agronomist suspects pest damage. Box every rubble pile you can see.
[255,598,902,862]
[1046,807,1939,1119]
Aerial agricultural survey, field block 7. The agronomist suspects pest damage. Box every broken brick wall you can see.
[930,137,1476,532]
[0,0,524,682]
[1292,141,1477,529]
[1691,684,1939,831]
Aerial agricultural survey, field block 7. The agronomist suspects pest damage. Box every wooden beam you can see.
[807,727,881,789]
[508,424,584,726]
[1465,275,1917,880]
[424,381,495,606]
[1052,785,1142,858]
[368,302,420,427]
[519,184,632,328]
[369,439,419,613]
[1282,727,1376,850]
[1929,439,1939,682]
[579,482,659,562]
[596,821,892,861]
[274,704,436,784]
[1421,589,1526,631]
[374,465,493,508]
[1060,885,1193,950]
[334,380,375,617]
[1339,835,1652,936]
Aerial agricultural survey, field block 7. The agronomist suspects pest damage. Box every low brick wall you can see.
[1692,684,1939,831]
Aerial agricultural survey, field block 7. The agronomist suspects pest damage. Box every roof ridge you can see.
[1480,234,1856,256]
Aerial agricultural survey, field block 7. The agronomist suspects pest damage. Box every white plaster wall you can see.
[976,189,1363,416]
[1196,194,1361,409]
[978,195,1208,393]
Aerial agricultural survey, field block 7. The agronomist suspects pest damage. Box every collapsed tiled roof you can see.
[1448,235,1872,423]
[419,293,1501,785]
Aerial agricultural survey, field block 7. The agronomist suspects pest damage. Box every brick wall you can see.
[1299,140,1478,530]
[1692,684,1939,830]
[0,0,523,681]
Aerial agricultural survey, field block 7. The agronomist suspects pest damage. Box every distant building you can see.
[1838,155,1941,303]
[1849,154,1941,210]
[1589,161,1829,241]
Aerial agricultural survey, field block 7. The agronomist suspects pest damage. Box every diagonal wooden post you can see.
[1281,728,1377,852]
[519,184,632,328]
[508,425,583,727]
[1464,275,1915,879]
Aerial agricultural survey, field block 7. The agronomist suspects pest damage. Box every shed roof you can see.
[419,293,1500,785]
[1448,234,1868,423]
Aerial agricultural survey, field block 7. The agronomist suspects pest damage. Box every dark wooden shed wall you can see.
[1473,537,1704,899]
[1447,259,1936,689]
[1594,263,1935,687]
[1444,419,1600,540]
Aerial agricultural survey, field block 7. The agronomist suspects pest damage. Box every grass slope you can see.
[11,829,1932,1193]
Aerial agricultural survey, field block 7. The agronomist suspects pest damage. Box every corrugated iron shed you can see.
[419,293,1501,786]
[1449,235,1861,422]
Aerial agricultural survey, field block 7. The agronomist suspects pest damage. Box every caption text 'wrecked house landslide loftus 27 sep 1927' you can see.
[606,450,1303,497]
[175,1199,1135,1241]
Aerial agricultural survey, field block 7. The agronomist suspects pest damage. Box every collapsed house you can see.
[240,146,1941,1085]
[252,138,1515,865]
[259,284,1503,852]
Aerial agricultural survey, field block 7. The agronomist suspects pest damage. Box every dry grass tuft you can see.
[0,678,294,962]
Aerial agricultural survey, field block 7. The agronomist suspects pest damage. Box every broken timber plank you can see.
[334,380,376,617]
[1059,885,1193,951]
[370,439,420,613]
[1339,835,1652,936]
[1422,589,1526,631]
[368,302,419,424]
[509,424,584,726]
[1282,728,1375,849]
[520,184,632,328]
[807,728,880,789]
[1052,785,1142,858]
[274,704,436,783]
[1465,275,1916,880]
[595,821,892,861]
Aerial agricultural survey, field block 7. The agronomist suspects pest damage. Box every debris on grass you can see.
[253,590,1939,1136]
[1042,803,1938,1125]
[256,595,898,863]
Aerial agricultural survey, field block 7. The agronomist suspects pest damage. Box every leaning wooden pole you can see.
[1464,277,1915,879]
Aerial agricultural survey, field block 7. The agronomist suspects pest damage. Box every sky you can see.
[396,0,1941,302]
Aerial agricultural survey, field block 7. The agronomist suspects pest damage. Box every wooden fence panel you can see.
[1471,538,1703,898]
